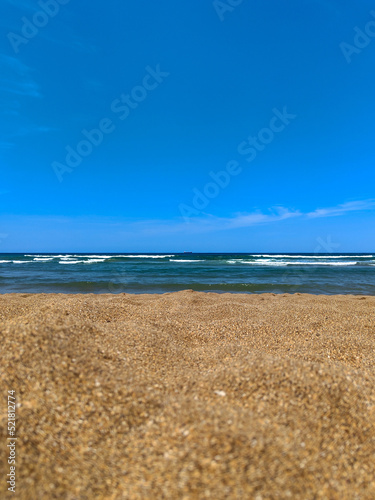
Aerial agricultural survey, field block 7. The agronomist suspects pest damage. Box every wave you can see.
[227,259,286,265]
[226,259,358,267]
[226,259,288,266]
[25,254,175,259]
[253,255,372,259]
[124,254,175,258]
[25,254,53,257]
[169,259,205,263]
[12,260,32,264]
[33,258,54,261]
[250,262,289,266]
[71,255,113,259]
[26,254,74,259]
[58,259,107,265]
[287,261,356,266]
[82,259,107,264]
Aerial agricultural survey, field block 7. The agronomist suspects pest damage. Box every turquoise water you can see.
[0,253,374,294]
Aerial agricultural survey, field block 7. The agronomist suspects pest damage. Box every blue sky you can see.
[0,0,375,252]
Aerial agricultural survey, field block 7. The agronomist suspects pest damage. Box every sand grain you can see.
[1,292,375,499]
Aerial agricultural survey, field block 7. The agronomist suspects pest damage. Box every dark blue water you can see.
[0,253,374,295]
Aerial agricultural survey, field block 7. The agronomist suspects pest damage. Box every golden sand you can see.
[1,291,375,499]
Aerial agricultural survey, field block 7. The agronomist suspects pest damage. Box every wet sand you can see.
[1,291,375,499]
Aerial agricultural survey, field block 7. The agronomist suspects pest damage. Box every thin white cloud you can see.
[132,200,375,235]
[307,200,375,218]
[226,207,300,229]
[0,54,41,98]
[0,54,29,74]
[2,1,96,54]
[127,207,301,236]
[1,200,374,249]
[0,54,54,147]
[0,80,41,98]
[12,125,56,137]
[0,125,56,148]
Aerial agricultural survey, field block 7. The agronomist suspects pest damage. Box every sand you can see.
[1,291,375,499]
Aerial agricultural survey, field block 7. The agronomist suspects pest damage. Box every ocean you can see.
[0,253,374,295]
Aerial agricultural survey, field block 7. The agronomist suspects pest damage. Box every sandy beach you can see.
[1,291,375,499]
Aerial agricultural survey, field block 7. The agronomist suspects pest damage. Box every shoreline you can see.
[1,290,375,296]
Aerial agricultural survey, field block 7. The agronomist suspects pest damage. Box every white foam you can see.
[169,259,204,262]
[12,260,31,264]
[252,254,372,259]
[72,255,113,259]
[25,254,53,258]
[33,258,54,261]
[83,259,107,264]
[287,261,356,266]
[227,259,288,266]
[125,255,175,258]
[59,260,82,265]
[0,260,9,263]
[250,261,289,266]
[227,259,357,267]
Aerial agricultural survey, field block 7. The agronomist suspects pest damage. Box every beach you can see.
[1,291,375,499]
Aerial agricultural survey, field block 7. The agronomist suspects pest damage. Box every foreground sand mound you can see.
[1,292,375,499]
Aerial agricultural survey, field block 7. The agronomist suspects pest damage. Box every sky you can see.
[0,0,375,252]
